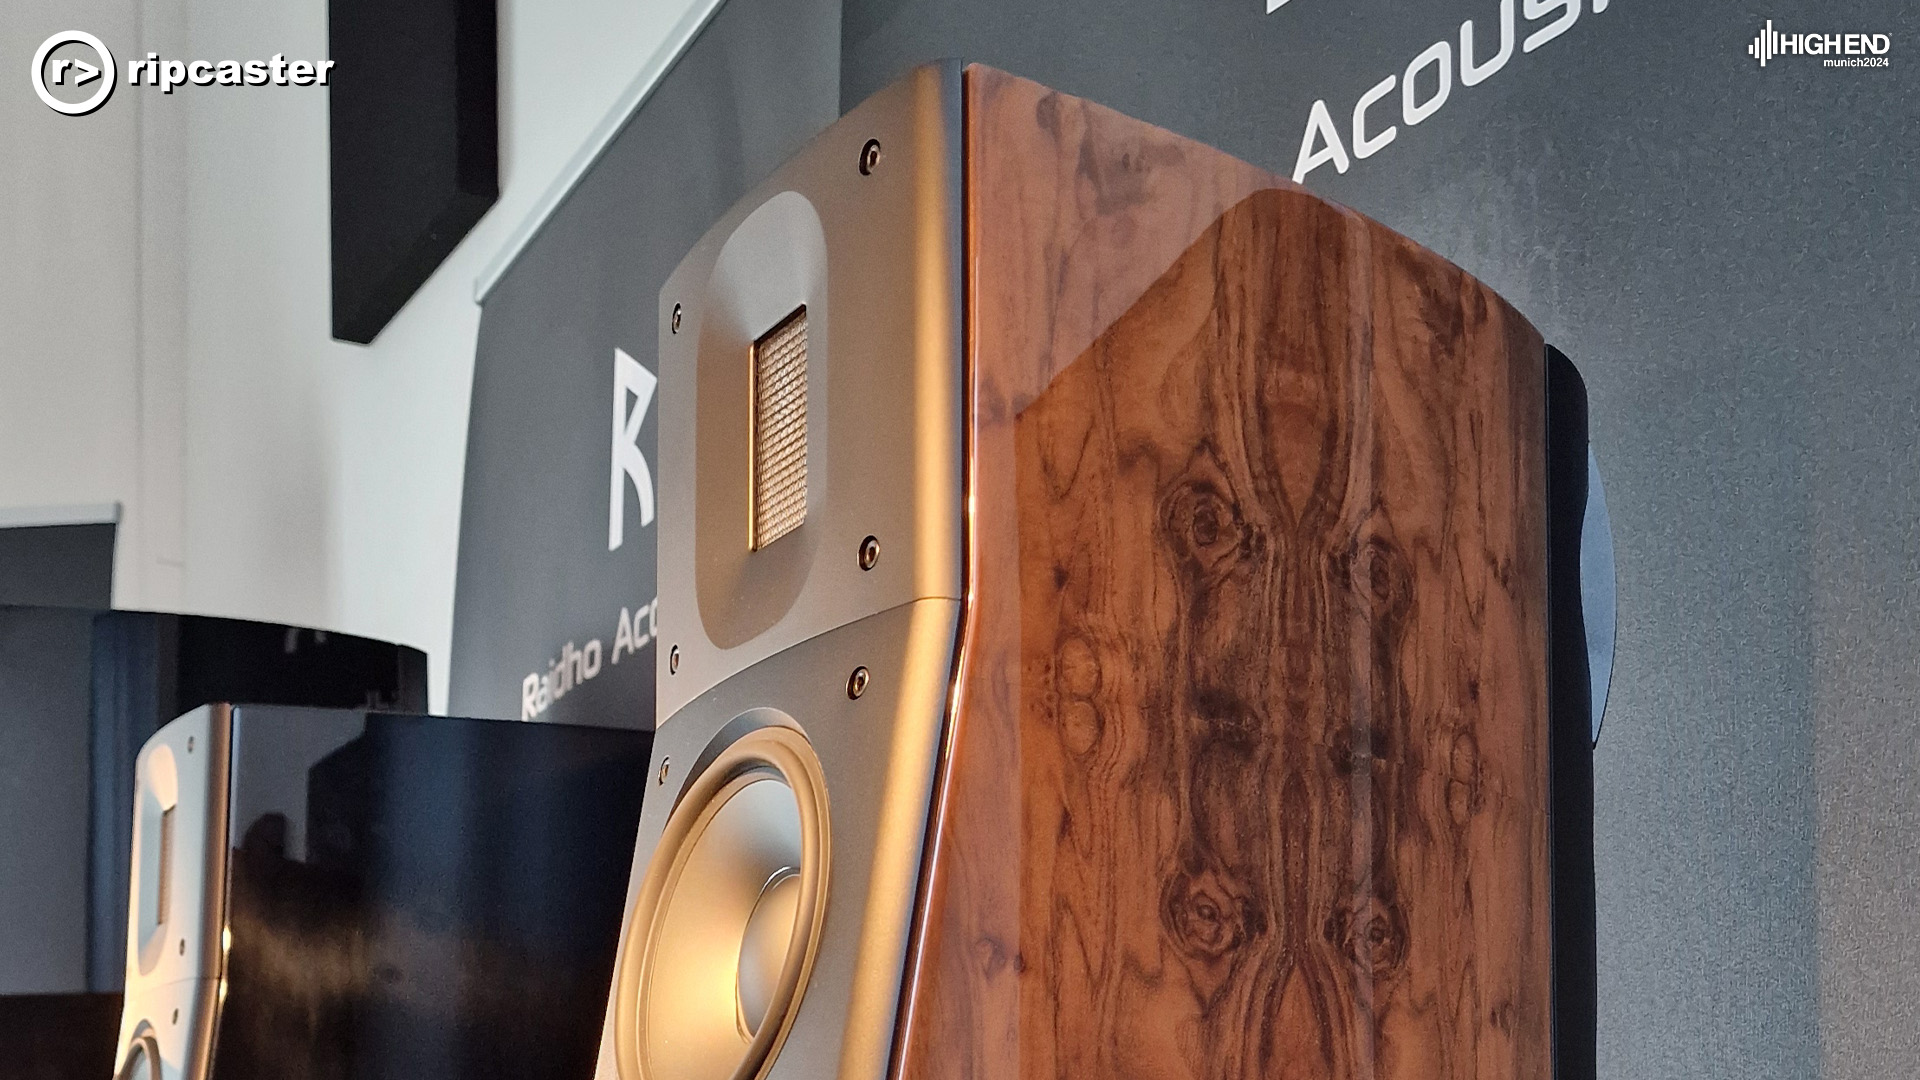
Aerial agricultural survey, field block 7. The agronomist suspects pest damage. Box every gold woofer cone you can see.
[615,723,830,1080]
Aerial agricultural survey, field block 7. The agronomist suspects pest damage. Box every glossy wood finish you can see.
[895,67,1550,1079]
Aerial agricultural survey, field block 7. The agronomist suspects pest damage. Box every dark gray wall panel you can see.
[0,523,113,608]
[0,608,95,993]
[843,3,1917,1078]
[451,0,840,728]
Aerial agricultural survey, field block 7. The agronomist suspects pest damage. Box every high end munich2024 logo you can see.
[1749,20,1891,68]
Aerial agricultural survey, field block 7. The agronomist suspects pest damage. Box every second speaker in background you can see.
[110,705,650,1080]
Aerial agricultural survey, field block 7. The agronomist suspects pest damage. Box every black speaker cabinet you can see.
[0,608,424,1035]
[593,63,1604,1080]
[109,706,650,1080]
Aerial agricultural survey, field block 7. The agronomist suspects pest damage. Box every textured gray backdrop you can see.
[844,1,1918,1076]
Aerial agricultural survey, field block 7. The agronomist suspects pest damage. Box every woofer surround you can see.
[115,1033,161,1080]
[613,722,830,1080]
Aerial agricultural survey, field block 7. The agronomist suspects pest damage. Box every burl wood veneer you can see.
[895,67,1551,1080]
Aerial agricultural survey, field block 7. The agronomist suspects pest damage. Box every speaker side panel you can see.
[1545,348,1598,1080]
[897,66,1552,1080]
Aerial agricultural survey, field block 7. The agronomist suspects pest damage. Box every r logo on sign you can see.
[609,347,656,551]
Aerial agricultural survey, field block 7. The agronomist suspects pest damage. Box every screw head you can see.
[847,666,870,700]
[178,939,185,955]
[172,1009,179,1025]
[859,139,882,176]
[186,736,194,752]
[658,756,671,785]
[671,303,682,333]
[859,535,880,571]
[669,645,680,674]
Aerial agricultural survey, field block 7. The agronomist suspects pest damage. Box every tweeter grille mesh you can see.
[751,307,809,550]
[156,806,174,925]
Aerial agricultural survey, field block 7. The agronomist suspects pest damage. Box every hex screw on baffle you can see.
[658,757,671,785]
[669,646,680,674]
[847,666,870,700]
[859,139,882,176]
[671,304,682,333]
[859,535,880,571]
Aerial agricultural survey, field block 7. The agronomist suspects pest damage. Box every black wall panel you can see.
[329,0,499,343]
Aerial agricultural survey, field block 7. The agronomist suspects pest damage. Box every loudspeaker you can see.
[110,705,650,1080]
[0,607,424,1004]
[597,63,1597,1080]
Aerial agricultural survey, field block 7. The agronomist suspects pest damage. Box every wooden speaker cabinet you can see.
[600,63,1595,1080]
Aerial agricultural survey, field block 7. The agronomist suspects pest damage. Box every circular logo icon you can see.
[31,31,116,116]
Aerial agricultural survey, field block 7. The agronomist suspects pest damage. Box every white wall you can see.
[1,0,153,585]
[3,0,706,709]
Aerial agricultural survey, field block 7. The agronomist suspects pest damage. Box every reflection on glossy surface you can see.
[215,708,650,1080]
[1583,448,1617,745]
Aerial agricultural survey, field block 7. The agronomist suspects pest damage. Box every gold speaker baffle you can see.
[615,725,830,1080]
[858,138,881,176]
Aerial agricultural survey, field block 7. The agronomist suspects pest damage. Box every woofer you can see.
[613,723,830,1080]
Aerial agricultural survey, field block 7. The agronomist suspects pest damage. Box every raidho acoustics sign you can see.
[514,347,662,723]
[1291,0,1609,183]
[610,348,658,552]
